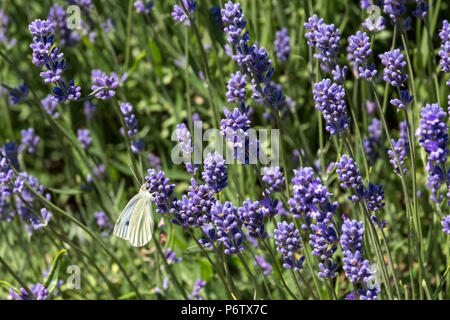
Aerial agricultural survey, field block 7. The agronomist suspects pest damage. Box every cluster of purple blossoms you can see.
[91,69,119,100]
[340,217,373,284]
[288,167,330,224]
[165,248,183,264]
[145,169,175,214]
[134,1,154,14]
[238,199,267,240]
[226,71,247,103]
[254,255,273,275]
[188,280,206,300]
[261,166,285,195]
[363,118,381,163]
[202,153,228,193]
[8,283,48,300]
[2,156,52,234]
[304,15,341,73]
[153,278,170,295]
[274,28,290,62]
[8,83,29,105]
[172,0,197,27]
[383,0,407,20]
[336,155,385,225]
[412,1,429,19]
[379,49,408,87]
[347,31,377,79]
[274,221,305,270]
[48,4,80,47]
[171,178,214,229]
[390,89,413,111]
[95,211,112,237]
[361,2,386,33]
[41,95,59,118]
[416,103,449,204]
[388,138,408,176]
[221,2,286,117]
[87,164,106,184]
[211,201,245,254]
[442,215,450,235]
[416,104,448,165]
[20,128,40,155]
[439,20,450,73]
[120,102,144,153]
[77,129,92,151]
[313,79,350,135]
[29,19,81,104]
[336,155,363,190]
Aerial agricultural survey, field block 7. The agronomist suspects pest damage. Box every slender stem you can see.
[153,236,188,299]
[112,97,142,185]
[0,256,35,299]
[237,253,261,299]
[262,239,299,299]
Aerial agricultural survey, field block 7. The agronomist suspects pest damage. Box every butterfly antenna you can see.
[129,165,143,187]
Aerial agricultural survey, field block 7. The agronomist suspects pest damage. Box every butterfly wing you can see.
[127,193,154,247]
[113,192,145,240]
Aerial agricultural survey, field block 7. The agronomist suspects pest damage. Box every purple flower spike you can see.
[77,129,92,151]
[379,49,408,87]
[172,0,197,27]
[439,20,450,74]
[262,166,285,194]
[202,152,228,193]
[442,215,450,235]
[313,79,350,135]
[134,0,154,14]
[340,217,373,284]
[388,138,408,176]
[211,201,245,255]
[274,221,305,270]
[238,199,267,239]
[347,31,377,79]
[336,155,363,189]
[226,71,247,103]
[91,70,119,100]
[29,19,53,37]
[145,169,175,214]
[254,255,273,275]
[20,128,40,155]
[274,28,290,62]
[416,103,448,166]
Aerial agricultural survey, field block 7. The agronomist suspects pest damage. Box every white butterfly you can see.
[113,184,155,247]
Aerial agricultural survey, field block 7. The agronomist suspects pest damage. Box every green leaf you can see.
[44,249,68,294]
[432,266,450,300]
[149,39,162,78]
[48,188,84,195]
[128,50,147,77]
[0,280,18,294]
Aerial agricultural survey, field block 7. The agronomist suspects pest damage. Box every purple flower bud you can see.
[211,201,245,254]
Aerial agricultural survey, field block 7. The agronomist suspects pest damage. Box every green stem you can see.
[0,256,35,299]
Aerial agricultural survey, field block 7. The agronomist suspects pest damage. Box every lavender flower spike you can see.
[379,49,408,87]
[274,221,305,270]
[202,152,228,193]
[172,0,197,27]
[145,169,175,214]
[274,28,290,62]
[313,79,350,135]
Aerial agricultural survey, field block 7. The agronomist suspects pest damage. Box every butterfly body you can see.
[113,185,155,247]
